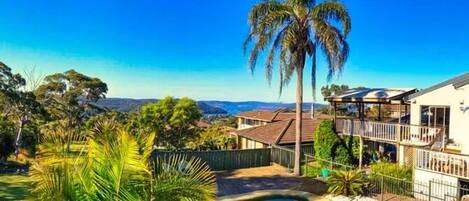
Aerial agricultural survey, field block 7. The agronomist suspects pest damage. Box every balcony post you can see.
[396,104,402,163]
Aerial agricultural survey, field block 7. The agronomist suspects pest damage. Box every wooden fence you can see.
[153,148,271,171]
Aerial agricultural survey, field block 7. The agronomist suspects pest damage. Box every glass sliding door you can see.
[421,106,450,139]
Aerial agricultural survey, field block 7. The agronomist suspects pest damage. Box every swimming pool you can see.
[248,195,308,201]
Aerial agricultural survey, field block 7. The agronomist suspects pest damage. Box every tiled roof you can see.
[236,110,279,122]
[236,109,311,122]
[235,118,321,145]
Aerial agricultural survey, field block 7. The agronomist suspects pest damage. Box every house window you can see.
[420,106,450,138]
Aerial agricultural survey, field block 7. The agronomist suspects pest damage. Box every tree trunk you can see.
[294,66,304,176]
[311,45,317,119]
[14,120,24,160]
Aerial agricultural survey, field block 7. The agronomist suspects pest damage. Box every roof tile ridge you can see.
[274,118,294,145]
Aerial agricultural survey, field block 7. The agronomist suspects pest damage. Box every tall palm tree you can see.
[245,0,351,175]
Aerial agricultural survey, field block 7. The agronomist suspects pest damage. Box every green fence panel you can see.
[153,148,271,171]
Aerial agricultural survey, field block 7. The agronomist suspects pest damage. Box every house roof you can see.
[236,109,310,122]
[409,72,469,100]
[326,88,416,104]
[235,118,321,145]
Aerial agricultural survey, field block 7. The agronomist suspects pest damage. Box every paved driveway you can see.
[216,164,327,197]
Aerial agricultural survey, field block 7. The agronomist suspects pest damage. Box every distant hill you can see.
[96,98,228,114]
[96,98,326,115]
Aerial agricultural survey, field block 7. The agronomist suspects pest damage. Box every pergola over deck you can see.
[326,88,443,168]
[326,88,416,122]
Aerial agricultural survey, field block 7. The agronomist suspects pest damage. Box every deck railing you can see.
[335,118,442,146]
[415,149,469,179]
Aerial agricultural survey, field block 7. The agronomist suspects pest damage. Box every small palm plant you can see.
[30,119,216,200]
[327,170,368,197]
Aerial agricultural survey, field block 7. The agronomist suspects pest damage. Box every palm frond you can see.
[153,155,216,201]
[312,1,351,36]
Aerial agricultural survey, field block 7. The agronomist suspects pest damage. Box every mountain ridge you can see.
[96,98,326,115]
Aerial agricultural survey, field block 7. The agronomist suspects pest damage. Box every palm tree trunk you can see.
[294,66,304,176]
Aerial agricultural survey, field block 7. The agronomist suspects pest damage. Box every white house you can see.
[327,72,469,200]
[408,72,469,200]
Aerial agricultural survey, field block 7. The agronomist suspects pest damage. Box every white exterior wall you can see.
[237,117,268,130]
[413,169,459,201]
[410,84,469,154]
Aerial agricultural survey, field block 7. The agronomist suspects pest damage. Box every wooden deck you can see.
[216,164,327,197]
[335,118,442,146]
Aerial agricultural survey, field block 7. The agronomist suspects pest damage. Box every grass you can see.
[0,174,32,200]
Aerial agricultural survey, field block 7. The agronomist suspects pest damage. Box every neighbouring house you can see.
[236,108,296,129]
[327,72,469,200]
[234,109,324,150]
[235,118,320,149]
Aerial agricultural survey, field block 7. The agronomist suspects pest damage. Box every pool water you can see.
[250,196,308,201]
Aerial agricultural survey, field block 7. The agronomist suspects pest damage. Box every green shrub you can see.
[302,161,322,177]
[314,120,358,166]
[327,170,367,196]
[369,162,413,196]
[370,162,412,180]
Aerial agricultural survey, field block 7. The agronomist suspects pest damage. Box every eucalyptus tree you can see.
[244,0,351,175]
[35,70,108,131]
[137,96,202,150]
[0,62,45,158]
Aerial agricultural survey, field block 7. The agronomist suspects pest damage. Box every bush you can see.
[0,118,16,161]
[369,162,413,196]
[370,162,412,180]
[327,170,367,196]
[302,161,322,177]
[314,120,358,166]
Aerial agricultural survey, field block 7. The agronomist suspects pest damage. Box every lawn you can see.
[0,174,31,200]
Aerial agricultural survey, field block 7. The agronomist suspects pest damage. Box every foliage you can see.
[0,117,16,161]
[0,62,45,159]
[137,96,202,150]
[245,0,351,175]
[302,161,323,177]
[366,105,392,119]
[35,69,108,125]
[314,120,357,165]
[153,155,217,201]
[30,120,216,200]
[85,110,128,130]
[327,170,367,196]
[370,162,412,180]
[0,174,32,200]
[321,84,350,98]
[188,124,235,150]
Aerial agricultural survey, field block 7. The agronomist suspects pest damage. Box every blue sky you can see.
[0,0,468,102]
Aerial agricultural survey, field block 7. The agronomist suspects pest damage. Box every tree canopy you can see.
[35,69,108,125]
[136,96,202,150]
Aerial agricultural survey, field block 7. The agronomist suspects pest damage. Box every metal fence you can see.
[282,143,314,156]
[153,148,271,171]
[270,145,295,170]
[366,173,469,201]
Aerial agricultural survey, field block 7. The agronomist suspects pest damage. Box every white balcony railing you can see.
[335,119,442,146]
[416,149,469,179]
